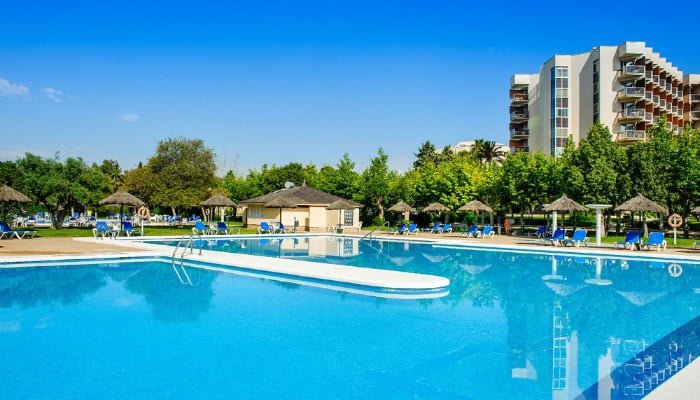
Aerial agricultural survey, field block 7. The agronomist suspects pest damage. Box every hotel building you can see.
[509,42,699,155]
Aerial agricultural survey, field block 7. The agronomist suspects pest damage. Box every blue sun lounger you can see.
[546,228,566,246]
[615,231,641,251]
[562,229,588,247]
[464,225,479,237]
[641,231,666,251]
[478,225,495,238]
[216,221,229,235]
[258,222,273,234]
[0,222,36,239]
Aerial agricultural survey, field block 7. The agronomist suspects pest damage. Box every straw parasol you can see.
[265,196,300,226]
[457,200,493,226]
[200,194,237,222]
[0,185,32,203]
[543,195,587,213]
[422,202,451,213]
[544,194,587,231]
[99,191,145,230]
[615,193,667,237]
[387,201,416,222]
[0,184,32,222]
[326,199,361,226]
[422,202,451,224]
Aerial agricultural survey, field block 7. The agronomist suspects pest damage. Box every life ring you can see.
[668,263,682,278]
[137,206,151,220]
[667,213,683,228]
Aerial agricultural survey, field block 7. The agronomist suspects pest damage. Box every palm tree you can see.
[472,139,507,164]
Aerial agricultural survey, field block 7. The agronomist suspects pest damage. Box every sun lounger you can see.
[405,223,418,235]
[394,224,407,235]
[258,222,273,234]
[122,221,139,237]
[478,225,495,238]
[530,226,547,238]
[93,221,114,239]
[641,231,666,251]
[192,221,209,235]
[464,225,479,237]
[216,222,229,235]
[546,228,566,246]
[615,231,641,251]
[440,223,453,234]
[562,229,588,247]
[0,222,36,239]
[427,223,441,233]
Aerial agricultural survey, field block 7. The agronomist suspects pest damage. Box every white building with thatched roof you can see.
[239,185,363,232]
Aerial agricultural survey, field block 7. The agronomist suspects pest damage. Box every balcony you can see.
[510,128,529,138]
[510,95,528,104]
[653,95,660,106]
[619,65,645,81]
[645,91,653,102]
[645,71,653,81]
[691,94,700,102]
[691,111,700,120]
[660,99,666,109]
[510,111,529,121]
[619,108,645,121]
[645,113,653,122]
[618,130,646,141]
[653,75,660,84]
[618,87,645,100]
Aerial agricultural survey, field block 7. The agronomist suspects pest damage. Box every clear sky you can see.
[1,0,699,173]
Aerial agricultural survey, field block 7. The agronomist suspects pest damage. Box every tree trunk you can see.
[376,198,384,219]
[683,203,690,239]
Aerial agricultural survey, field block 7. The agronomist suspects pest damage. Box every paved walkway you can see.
[0,237,147,256]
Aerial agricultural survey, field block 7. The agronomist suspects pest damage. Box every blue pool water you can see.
[1,236,699,399]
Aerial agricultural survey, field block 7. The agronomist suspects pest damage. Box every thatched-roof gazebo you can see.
[265,196,301,226]
[457,200,493,226]
[544,195,587,231]
[0,184,32,222]
[200,194,237,222]
[0,185,32,203]
[615,193,667,237]
[422,202,451,213]
[387,201,416,222]
[99,191,145,230]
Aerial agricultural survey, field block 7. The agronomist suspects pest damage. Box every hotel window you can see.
[551,66,569,156]
[593,60,600,122]
[343,210,353,226]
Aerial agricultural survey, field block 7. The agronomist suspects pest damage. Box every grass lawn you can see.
[32,223,259,238]
[601,235,698,249]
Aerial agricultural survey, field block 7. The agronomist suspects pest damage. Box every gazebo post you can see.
[552,211,558,232]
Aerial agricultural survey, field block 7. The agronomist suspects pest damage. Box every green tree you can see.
[413,141,439,168]
[143,137,218,215]
[471,139,507,165]
[361,148,391,220]
[15,154,111,228]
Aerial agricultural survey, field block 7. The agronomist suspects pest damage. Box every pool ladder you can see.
[171,234,202,286]
[360,221,390,241]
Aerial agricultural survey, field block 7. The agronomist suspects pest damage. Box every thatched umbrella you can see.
[544,194,587,231]
[615,193,667,237]
[264,196,300,226]
[99,191,145,230]
[326,199,360,227]
[387,201,416,222]
[200,194,237,222]
[422,202,451,224]
[0,185,32,222]
[458,200,493,226]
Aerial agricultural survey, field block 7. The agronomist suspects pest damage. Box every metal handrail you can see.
[360,221,390,241]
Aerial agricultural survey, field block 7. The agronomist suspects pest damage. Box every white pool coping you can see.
[72,236,452,293]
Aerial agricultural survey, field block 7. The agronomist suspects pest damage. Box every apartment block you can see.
[509,42,694,155]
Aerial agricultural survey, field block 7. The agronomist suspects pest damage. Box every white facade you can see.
[451,140,510,154]
[510,42,694,155]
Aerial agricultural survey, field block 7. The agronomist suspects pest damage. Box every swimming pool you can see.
[1,237,699,399]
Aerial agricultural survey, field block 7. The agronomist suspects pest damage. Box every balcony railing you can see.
[621,109,645,119]
[691,94,700,102]
[691,111,700,120]
[510,95,528,104]
[653,95,660,105]
[645,113,653,122]
[620,65,645,80]
[645,91,653,101]
[645,71,653,81]
[619,130,646,140]
[653,75,660,84]
[660,99,666,108]
[510,128,529,137]
[619,87,645,98]
[510,112,529,120]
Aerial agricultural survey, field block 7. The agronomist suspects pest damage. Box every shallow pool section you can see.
[1,242,699,399]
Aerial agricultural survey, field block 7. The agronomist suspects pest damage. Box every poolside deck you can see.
[0,232,698,257]
[0,237,148,255]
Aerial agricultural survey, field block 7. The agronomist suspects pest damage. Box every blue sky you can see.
[1,1,699,173]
